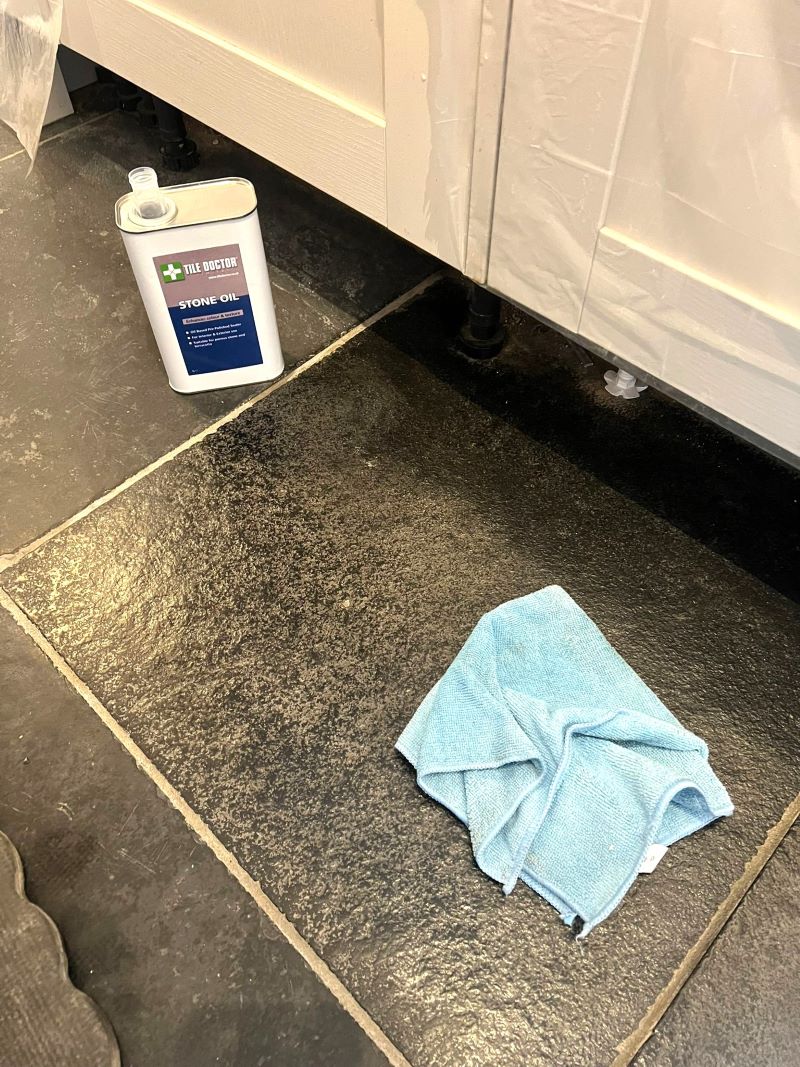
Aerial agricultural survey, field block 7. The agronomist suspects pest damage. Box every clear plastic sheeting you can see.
[0,0,63,163]
[488,0,800,460]
[603,1,800,323]
[488,0,641,332]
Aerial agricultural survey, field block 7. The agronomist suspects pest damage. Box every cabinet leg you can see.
[110,74,141,114]
[152,97,199,172]
[136,92,158,130]
[458,283,505,359]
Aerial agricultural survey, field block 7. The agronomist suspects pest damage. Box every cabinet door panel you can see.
[63,0,486,269]
[488,0,800,458]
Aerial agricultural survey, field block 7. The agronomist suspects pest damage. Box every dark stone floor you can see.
[0,84,434,555]
[0,613,385,1067]
[637,824,799,1067]
[3,270,798,1065]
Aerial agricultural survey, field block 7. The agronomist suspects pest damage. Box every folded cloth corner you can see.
[396,585,733,936]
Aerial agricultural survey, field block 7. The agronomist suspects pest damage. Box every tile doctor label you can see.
[116,168,283,393]
[155,243,261,375]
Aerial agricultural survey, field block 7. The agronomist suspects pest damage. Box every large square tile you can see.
[5,281,799,1065]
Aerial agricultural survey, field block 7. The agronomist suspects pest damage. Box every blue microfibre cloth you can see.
[396,586,733,936]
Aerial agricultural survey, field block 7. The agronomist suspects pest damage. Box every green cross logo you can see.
[160,261,185,283]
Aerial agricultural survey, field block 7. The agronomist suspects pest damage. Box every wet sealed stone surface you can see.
[0,85,433,554]
[4,280,799,1065]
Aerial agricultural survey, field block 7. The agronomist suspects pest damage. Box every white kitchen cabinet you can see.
[61,0,484,269]
[60,0,800,461]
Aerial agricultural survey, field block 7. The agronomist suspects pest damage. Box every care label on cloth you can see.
[638,844,668,874]
[153,243,263,375]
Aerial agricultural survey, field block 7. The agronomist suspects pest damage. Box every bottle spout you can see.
[127,167,176,224]
[128,166,160,191]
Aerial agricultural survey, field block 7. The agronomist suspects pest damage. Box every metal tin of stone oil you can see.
[116,174,283,393]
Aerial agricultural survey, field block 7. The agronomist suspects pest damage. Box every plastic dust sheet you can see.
[487,0,800,459]
[0,0,63,163]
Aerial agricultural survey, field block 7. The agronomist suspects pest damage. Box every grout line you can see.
[0,109,116,166]
[613,792,800,1065]
[0,585,413,1067]
[0,270,444,574]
